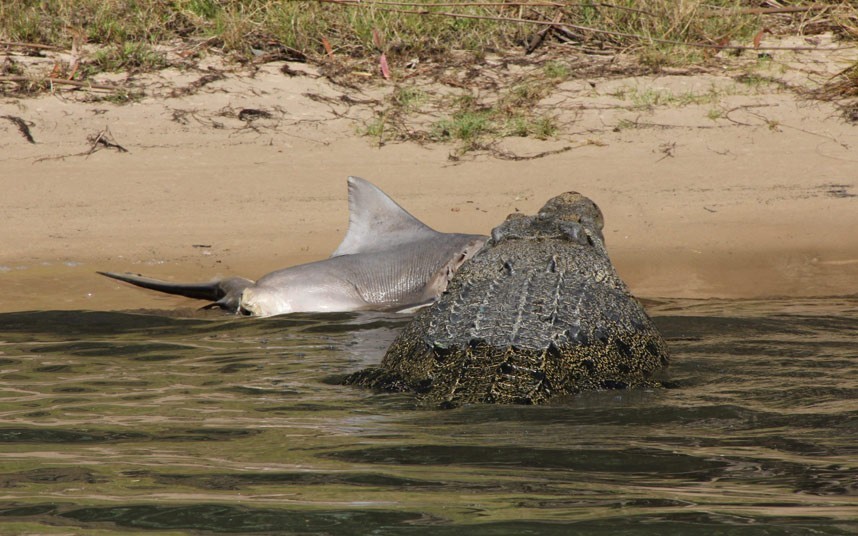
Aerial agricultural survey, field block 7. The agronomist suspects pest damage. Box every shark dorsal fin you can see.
[332,176,440,257]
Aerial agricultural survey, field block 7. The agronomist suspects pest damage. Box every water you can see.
[0,297,855,535]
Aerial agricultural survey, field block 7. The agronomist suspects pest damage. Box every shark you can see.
[99,176,487,317]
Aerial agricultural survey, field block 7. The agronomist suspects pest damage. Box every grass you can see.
[609,74,788,113]
[429,85,559,152]
[543,61,570,80]
[362,86,427,145]
[610,86,715,109]
[432,109,492,145]
[0,0,530,58]
[363,116,387,140]
[364,71,562,153]
[809,62,858,122]
[88,42,167,73]
[3,0,857,141]
[2,1,853,86]
[390,86,427,111]
[2,1,825,66]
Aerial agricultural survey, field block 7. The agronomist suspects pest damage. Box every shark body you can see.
[100,177,487,317]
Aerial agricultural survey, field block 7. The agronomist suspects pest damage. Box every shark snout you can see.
[238,287,289,318]
[238,288,265,317]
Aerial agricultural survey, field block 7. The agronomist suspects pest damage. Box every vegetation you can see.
[363,71,564,153]
[2,1,857,144]
[4,1,853,65]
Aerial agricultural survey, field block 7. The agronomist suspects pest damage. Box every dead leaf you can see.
[753,28,770,49]
[68,59,79,80]
[379,53,390,80]
[321,36,333,58]
[372,28,383,50]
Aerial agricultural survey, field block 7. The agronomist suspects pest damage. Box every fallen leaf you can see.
[372,28,383,50]
[68,59,79,80]
[379,53,390,80]
[322,36,333,58]
[753,28,770,49]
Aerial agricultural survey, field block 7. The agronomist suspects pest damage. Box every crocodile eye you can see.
[559,221,589,245]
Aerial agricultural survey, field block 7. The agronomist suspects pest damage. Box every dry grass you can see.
[4,1,852,65]
[807,62,858,122]
[3,1,858,138]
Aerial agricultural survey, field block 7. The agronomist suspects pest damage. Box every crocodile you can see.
[344,191,670,406]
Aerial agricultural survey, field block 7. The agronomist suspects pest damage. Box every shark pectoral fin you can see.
[201,295,244,313]
[98,271,253,306]
[394,301,434,314]
[331,176,440,257]
[212,277,255,312]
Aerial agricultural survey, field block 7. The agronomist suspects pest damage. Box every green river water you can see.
[0,297,855,535]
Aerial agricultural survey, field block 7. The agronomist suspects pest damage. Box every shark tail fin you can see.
[98,271,253,310]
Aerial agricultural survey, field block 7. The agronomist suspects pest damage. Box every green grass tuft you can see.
[87,42,167,73]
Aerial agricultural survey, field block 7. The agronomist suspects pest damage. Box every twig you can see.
[491,145,573,161]
[320,0,832,18]
[319,0,565,7]
[169,72,225,98]
[0,41,65,51]
[431,12,846,52]
[319,0,660,16]
[704,5,833,17]
[2,115,36,143]
[33,127,129,162]
[87,128,128,155]
[744,110,850,148]
[312,1,847,52]
[526,10,563,54]
[655,141,676,162]
[724,103,780,126]
[0,76,120,91]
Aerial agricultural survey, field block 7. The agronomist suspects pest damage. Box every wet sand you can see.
[2,42,857,313]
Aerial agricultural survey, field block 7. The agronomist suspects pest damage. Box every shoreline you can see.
[2,55,857,314]
[4,239,858,315]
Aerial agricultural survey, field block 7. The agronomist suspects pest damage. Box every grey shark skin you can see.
[100,177,487,317]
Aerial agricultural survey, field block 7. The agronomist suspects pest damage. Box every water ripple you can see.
[0,299,855,533]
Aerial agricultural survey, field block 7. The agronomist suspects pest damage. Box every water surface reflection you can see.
[0,298,855,534]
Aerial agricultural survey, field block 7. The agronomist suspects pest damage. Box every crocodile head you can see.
[490,192,605,247]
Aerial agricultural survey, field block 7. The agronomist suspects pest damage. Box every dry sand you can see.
[2,39,857,313]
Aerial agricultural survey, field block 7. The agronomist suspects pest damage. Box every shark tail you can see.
[98,271,254,311]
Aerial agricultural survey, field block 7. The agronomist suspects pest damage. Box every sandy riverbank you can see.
[2,42,857,313]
